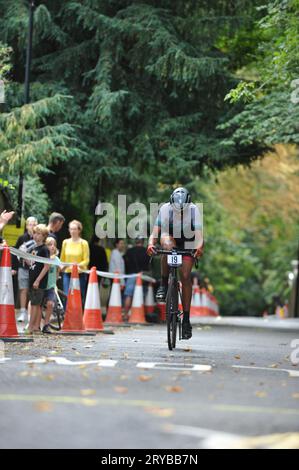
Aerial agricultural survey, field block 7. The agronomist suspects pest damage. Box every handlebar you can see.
[149,247,199,268]
[153,248,195,257]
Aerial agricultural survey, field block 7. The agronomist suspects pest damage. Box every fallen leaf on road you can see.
[144,407,175,418]
[255,391,267,398]
[292,393,299,399]
[18,370,38,377]
[165,385,183,393]
[80,389,96,396]
[81,398,98,407]
[42,374,55,381]
[34,402,53,413]
[269,364,279,368]
[234,355,241,360]
[138,375,153,382]
[114,386,128,394]
[183,348,192,352]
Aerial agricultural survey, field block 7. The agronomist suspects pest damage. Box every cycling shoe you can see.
[182,321,192,339]
[156,286,167,302]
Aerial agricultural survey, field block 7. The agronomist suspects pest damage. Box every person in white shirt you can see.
[109,238,126,288]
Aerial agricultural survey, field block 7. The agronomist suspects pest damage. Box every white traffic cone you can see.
[129,273,146,324]
[83,267,103,331]
[145,281,156,315]
[105,273,123,324]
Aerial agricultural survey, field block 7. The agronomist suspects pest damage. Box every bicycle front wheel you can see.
[166,275,179,350]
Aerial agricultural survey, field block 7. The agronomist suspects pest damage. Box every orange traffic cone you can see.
[83,267,104,332]
[209,294,219,317]
[201,288,209,316]
[207,291,216,316]
[60,265,94,336]
[0,245,32,342]
[145,281,156,315]
[129,273,147,324]
[105,273,123,324]
[190,282,202,316]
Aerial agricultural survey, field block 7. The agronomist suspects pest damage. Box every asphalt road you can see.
[0,323,299,449]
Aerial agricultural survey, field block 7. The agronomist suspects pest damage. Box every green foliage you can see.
[198,185,264,316]
[224,81,255,103]
[224,0,299,146]
[219,90,299,146]
[0,93,84,174]
[0,42,12,78]
[1,0,265,208]
[9,174,49,221]
[0,177,14,190]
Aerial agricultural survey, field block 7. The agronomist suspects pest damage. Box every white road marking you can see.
[136,362,212,371]
[163,424,242,449]
[163,424,299,449]
[232,365,299,378]
[21,357,118,367]
[0,358,11,363]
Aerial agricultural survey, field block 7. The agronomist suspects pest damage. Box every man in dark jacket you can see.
[123,237,150,320]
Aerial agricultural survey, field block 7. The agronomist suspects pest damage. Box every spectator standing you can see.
[109,238,126,289]
[25,224,50,334]
[47,212,65,249]
[89,234,109,275]
[89,235,110,310]
[15,216,38,322]
[124,237,150,319]
[42,237,60,334]
[60,220,90,302]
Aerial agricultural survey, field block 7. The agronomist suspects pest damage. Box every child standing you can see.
[42,237,60,334]
[26,224,50,334]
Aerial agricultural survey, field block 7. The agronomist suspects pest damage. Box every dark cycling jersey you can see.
[154,202,202,243]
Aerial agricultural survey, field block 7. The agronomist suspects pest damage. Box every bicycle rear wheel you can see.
[166,274,179,350]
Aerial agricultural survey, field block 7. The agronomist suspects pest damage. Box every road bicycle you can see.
[42,286,67,331]
[154,248,195,350]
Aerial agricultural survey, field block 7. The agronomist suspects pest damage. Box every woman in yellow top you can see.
[60,219,90,302]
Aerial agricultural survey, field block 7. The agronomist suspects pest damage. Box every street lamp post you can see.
[17,0,35,227]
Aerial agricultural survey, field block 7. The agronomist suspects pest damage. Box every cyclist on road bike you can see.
[147,187,204,340]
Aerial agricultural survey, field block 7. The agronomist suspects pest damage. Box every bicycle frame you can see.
[154,248,194,350]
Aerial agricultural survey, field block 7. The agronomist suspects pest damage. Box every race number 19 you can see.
[167,254,182,266]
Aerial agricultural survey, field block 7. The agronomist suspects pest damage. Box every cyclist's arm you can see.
[147,224,161,256]
[148,224,160,246]
[194,229,204,258]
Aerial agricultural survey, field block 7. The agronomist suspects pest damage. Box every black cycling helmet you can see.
[170,187,191,211]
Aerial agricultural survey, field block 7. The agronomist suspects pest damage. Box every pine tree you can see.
[0,0,264,215]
